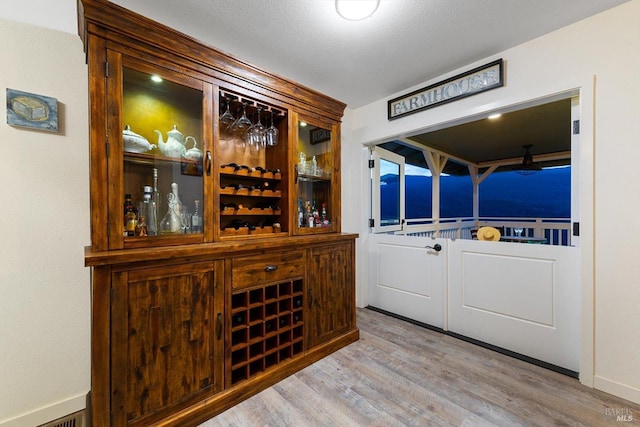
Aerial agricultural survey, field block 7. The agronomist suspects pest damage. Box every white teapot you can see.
[154,125,186,158]
[183,136,203,162]
[122,125,156,153]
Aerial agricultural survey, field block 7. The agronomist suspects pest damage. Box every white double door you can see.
[368,234,580,372]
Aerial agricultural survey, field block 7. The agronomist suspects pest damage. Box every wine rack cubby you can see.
[230,279,304,385]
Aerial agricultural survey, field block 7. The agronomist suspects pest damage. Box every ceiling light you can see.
[150,75,163,83]
[336,0,380,21]
[488,113,502,119]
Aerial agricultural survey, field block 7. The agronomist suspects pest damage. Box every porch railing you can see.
[394,217,572,246]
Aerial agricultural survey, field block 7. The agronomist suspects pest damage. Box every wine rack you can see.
[230,280,304,385]
[219,165,285,237]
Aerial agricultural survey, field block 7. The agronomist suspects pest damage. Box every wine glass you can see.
[219,97,235,130]
[514,227,524,237]
[246,107,265,150]
[265,111,278,147]
[229,102,252,136]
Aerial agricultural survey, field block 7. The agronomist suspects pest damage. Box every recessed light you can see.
[150,75,163,83]
[488,113,502,119]
[299,121,308,127]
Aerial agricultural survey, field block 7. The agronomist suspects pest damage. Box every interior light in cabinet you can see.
[150,74,163,83]
[299,121,307,127]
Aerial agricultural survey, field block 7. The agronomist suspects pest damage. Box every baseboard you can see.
[0,392,87,427]
[594,375,640,405]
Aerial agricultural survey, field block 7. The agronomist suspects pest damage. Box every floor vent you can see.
[38,410,85,427]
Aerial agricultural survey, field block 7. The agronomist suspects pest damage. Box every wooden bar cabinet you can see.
[78,1,358,425]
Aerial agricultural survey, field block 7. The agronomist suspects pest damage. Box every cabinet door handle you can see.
[205,150,212,176]
[216,312,222,340]
[264,264,278,272]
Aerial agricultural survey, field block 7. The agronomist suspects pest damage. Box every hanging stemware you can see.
[219,97,235,130]
[265,111,279,147]
[229,102,252,135]
[247,107,265,150]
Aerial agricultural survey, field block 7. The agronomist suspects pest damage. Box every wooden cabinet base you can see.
[155,330,359,427]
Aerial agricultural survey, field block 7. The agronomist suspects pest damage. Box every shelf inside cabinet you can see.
[124,151,201,167]
[220,188,282,197]
[221,207,281,216]
[297,173,331,183]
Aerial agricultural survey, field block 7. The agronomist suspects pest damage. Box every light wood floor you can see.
[201,308,640,426]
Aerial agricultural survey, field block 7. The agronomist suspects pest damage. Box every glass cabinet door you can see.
[294,117,338,234]
[114,60,210,249]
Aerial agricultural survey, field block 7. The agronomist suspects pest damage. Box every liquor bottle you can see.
[306,202,313,228]
[135,216,148,236]
[321,203,328,225]
[191,200,203,233]
[297,198,304,227]
[123,194,137,236]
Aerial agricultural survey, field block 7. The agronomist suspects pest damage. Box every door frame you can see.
[360,75,595,385]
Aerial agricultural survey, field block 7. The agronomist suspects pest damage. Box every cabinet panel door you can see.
[111,261,223,426]
[307,242,355,348]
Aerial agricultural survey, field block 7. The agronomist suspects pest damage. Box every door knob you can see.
[425,244,442,252]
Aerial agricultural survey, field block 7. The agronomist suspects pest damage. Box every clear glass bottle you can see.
[191,199,203,233]
[138,186,157,236]
[159,183,183,235]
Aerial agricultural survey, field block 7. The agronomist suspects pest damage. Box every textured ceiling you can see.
[110,0,629,108]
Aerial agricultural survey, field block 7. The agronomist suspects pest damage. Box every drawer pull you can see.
[264,264,278,272]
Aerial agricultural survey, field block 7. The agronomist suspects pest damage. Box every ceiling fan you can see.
[516,144,542,175]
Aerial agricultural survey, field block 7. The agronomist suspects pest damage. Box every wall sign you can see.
[387,59,504,120]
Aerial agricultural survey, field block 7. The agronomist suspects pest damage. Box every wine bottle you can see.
[221,183,244,190]
[220,202,238,210]
[227,219,256,230]
[222,162,240,170]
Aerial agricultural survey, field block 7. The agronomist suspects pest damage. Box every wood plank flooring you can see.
[200,308,640,426]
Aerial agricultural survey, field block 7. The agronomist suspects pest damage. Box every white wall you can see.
[0,18,90,427]
[342,0,640,404]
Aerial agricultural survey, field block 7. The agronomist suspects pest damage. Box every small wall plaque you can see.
[6,88,59,132]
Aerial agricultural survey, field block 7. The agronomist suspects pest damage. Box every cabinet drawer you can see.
[232,251,304,289]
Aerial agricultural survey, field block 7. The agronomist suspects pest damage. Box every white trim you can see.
[594,376,640,405]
